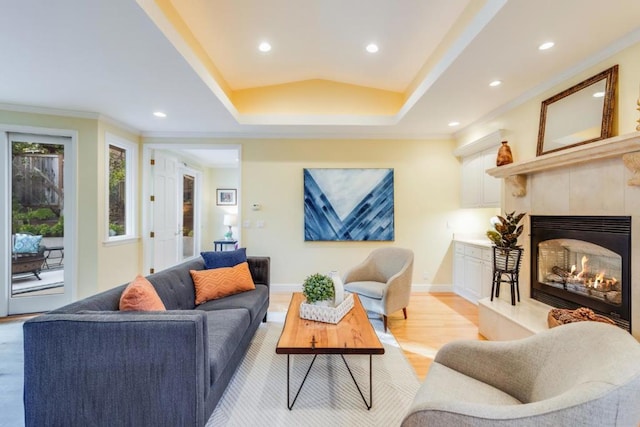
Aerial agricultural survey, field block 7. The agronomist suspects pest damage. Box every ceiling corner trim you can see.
[397,0,508,121]
[135,0,240,120]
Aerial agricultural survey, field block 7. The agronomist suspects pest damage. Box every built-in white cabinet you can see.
[460,148,501,208]
[454,130,503,208]
[453,241,494,304]
[461,153,482,207]
[482,149,501,206]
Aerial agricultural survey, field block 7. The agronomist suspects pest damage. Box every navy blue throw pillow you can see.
[201,248,247,269]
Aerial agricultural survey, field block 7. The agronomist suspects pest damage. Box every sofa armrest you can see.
[24,310,210,427]
[248,256,270,288]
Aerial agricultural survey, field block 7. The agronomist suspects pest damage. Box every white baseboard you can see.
[413,284,453,293]
[270,283,454,293]
[270,284,303,293]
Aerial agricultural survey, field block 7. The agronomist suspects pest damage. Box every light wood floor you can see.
[270,292,483,380]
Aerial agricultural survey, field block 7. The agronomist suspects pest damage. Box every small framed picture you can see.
[216,188,237,206]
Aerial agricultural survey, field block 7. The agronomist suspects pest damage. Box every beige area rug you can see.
[207,315,420,426]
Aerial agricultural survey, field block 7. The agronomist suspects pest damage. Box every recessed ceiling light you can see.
[538,41,555,51]
[489,80,502,87]
[366,43,379,53]
[153,111,167,118]
[448,121,460,127]
[258,42,271,53]
[593,91,605,98]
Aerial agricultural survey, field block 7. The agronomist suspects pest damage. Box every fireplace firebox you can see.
[530,216,631,331]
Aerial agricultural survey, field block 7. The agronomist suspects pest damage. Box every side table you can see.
[44,246,64,269]
[214,240,238,251]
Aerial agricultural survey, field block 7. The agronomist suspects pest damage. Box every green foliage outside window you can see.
[109,145,126,236]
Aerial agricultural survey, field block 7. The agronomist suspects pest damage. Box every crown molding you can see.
[0,103,141,136]
[141,129,453,141]
[453,129,504,157]
[0,102,100,119]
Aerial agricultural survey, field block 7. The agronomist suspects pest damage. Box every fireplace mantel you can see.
[486,131,640,196]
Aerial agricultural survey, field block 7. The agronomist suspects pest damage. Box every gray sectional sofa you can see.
[23,255,270,427]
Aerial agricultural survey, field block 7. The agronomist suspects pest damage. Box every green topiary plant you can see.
[302,273,335,304]
[486,211,525,249]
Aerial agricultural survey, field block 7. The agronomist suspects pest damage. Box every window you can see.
[106,133,137,241]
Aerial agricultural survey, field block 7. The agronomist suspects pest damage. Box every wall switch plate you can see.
[256,220,265,228]
[242,220,251,228]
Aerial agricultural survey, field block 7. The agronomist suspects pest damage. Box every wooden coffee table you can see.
[276,292,384,410]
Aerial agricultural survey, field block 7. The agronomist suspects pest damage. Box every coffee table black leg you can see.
[341,354,373,410]
[287,354,318,410]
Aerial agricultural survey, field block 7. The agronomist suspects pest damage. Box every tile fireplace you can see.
[482,131,640,341]
[530,215,631,331]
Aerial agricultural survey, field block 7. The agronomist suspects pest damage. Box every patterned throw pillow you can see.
[190,262,255,305]
[13,234,43,254]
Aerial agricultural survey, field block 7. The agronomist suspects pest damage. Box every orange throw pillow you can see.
[119,275,166,311]
[191,262,256,305]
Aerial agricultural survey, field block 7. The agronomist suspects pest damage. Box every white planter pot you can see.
[329,270,344,305]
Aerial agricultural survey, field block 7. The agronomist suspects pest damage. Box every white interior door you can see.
[152,151,180,272]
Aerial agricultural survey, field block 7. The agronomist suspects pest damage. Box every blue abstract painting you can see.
[304,168,394,241]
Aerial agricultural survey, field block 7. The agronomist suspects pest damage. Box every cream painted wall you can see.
[140,137,478,289]
[238,138,460,287]
[206,167,241,248]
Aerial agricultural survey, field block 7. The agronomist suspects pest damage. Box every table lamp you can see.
[223,214,237,240]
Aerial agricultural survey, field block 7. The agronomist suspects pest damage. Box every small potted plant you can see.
[487,211,526,305]
[302,273,335,306]
[486,211,525,251]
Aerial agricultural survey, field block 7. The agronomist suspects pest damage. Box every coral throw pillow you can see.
[191,262,255,305]
[119,275,166,311]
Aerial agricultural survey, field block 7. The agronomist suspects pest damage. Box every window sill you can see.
[103,236,140,247]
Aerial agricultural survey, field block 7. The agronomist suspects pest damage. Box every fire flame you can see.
[576,256,589,278]
[565,255,617,290]
[594,271,605,289]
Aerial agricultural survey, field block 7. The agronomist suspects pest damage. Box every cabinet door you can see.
[461,153,482,208]
[481,259,494,299]
[453,245,465,295]
[482,149,500,207]
[464,257,482,301]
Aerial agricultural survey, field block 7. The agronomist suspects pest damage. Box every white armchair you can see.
[343,247,414,331]
[402,321,640,426]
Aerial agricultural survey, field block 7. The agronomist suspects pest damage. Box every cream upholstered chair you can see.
[402,322,640,426]
[343,247,414,331]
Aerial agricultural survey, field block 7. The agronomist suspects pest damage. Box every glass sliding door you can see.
[6,133,74,314]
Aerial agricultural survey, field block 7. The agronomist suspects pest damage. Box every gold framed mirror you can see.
[536,65,618,156]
